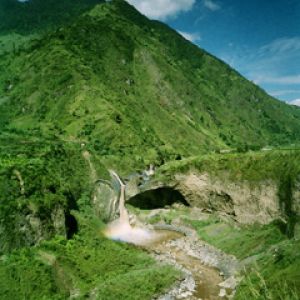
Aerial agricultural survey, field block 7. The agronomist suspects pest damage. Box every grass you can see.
[1,1,300,299]
[129,205,300,300]
[0,153,185,298]
[155,150,300,239]
[0,210,180,300]
[131,202,299,300]
[156,150,300,183]
[187,215,300,300]
[235,238,300,300]
[1,1,300,176]
[189,218,285,259]
[133,205,190,225]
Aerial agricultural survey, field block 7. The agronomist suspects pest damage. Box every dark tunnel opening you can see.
[65,213,78,239]
[127,187,190,209]
[63,191,79,239]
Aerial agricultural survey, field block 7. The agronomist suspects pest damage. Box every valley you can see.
[0,0,299,299]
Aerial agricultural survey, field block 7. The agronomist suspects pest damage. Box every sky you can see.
[127,0,300,105]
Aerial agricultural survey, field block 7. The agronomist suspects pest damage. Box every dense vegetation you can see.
[0,210,180,299]
[0,0,104,55]
[0,133,180,298]
[134,205,300,300]
[157,150,300,182]
[189,217,300,300]
[157,150,300,237]
[0,1,300,299]
[0,0,103,34]
[0,133,91,252]
[1,0,300,175]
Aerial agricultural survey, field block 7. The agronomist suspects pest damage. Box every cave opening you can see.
[65,213,78,239]
[127,187,189,210]
[63,191,80,239]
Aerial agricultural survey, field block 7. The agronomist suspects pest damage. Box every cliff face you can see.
[126,173,281,224]
[293,179,300,215]
[175,173,281,224]
[126,151,300,230]
[0,140,94,253]
[0,204,66,253]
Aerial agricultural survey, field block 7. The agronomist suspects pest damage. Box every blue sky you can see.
[128,0,300,105]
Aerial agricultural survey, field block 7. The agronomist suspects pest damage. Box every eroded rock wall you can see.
[126,171,300,225]
[175,173,281,224]
[92,181,119,222]
[0,205,66,254]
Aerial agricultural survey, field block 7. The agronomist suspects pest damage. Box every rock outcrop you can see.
[126,171,300,225]
[92,180,119,222]
[175,173,281,224]
[0,204,66,254]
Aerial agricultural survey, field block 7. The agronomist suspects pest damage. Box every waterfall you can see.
[103,171,153,245]
[110,171,129,224]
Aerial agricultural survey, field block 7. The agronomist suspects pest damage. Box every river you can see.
[104,171,237,299]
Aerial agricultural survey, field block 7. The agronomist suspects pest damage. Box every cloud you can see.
[126,0,196,20]
[251,37,300,73]
[259,37,300,56]
[203,0,221,11]
[254,75,300,85]
[178,31,201,43]
[289,99,300,106]
[227,37,300,97]
[270,90,300,97]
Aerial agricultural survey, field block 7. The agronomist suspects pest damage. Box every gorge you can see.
[0,0,299,299]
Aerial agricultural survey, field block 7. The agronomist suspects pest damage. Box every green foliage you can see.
[157,150,300,183]
[188,215,300,300]
[0,0,103,35]
[0,2,300,299]
[0,1,300,175]
[189,218,285,259]
[0,133,98,253]
[0,212,180,300]
[235,239,300,299]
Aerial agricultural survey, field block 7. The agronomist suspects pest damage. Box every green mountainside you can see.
[0,1,300,299]
[0,0,103,56]
[1,0,300,173]
[0,0,103,34]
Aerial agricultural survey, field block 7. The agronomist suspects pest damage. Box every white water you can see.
[104,171,155,245]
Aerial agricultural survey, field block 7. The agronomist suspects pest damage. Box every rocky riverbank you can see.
[144,225,241,300]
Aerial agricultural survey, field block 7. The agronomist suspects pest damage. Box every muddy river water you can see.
[143,230,225,300]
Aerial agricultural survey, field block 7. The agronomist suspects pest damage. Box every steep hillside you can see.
[0,0,103,34]
[1,2,300,299]
[1,0,300,172]
[0,0,103,56]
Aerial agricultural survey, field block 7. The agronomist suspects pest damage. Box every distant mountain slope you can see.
[0,0,103,34]
[0,0,104,57]
[1,0,300,170]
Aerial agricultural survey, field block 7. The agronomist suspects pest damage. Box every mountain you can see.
[0,0,103,34]
[0,2,300,299]
[1,0,300,173]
